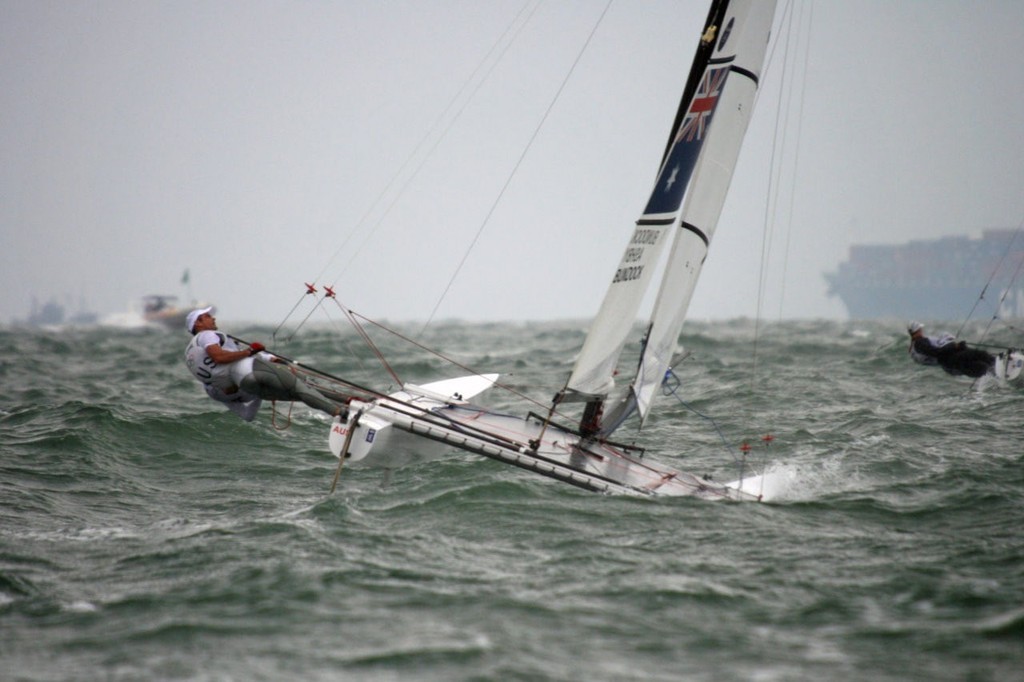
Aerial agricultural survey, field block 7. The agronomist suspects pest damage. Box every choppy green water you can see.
[2,320,1023,681]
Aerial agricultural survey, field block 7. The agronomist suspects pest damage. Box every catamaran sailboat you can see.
[318,0,777,499]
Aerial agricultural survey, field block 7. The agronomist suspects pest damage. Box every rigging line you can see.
[328,0,545,290]
[980,237,1024,344]
[751,0,796,385]
[284,295,330,343]
[956,215,1024,338]
[314,298,385,380]
[661,369,743,465]
[277,1,539,340]
[272,290,318,343]
[418,0,616,336]
[663,368,768,501]
[268,295,404,389]
[759,1,795,324]
[330,0,536,282]
[329,298,403,386]
[349,308,575,418]
[761,0,794,74]
[775,0,812,321]
[964,339,1024,350]
[277,285,345,344]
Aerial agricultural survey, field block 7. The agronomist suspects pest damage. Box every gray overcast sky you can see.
[3,1,1023,327]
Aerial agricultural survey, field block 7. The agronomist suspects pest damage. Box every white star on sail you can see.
[664,165,679,191]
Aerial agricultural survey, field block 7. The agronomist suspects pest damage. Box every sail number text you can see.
[631,229,660,245]
[613,265,643,283]
[613,228,661,282]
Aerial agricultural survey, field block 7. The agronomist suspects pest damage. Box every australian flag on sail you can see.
[643,64,731,216]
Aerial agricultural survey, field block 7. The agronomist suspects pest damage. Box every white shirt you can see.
[184,330,254,391]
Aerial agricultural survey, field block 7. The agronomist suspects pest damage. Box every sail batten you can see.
[681,222,711,249]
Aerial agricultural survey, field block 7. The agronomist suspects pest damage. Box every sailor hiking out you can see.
[907,321,996,378]
[184,307,348,421]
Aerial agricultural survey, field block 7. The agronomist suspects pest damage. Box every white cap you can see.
[186,306,214,333]
[907,321,923,334]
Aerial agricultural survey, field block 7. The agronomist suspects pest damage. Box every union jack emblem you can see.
[676,65,730,143]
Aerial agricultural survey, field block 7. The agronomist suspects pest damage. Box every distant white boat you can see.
[141,295,191,331]
[101,295,213,331]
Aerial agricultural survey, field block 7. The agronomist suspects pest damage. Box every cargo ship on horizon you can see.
[824,228,1024,321]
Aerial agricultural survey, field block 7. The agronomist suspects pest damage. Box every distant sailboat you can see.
[310,0,778,498]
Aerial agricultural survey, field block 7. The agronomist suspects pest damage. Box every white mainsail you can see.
[631,0,776,424]
[565,3,729,400]
[567,0,776,431]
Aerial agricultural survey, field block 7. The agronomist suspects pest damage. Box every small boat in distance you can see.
[142,295,191,331]
[143,295,216,331]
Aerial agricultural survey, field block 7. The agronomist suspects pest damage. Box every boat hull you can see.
[992,349,1024,382]
[329,382,761,501]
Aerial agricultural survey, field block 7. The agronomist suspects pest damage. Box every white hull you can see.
[329,375,761,500]
[992,349,1024,382]
[328,374,499,468]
